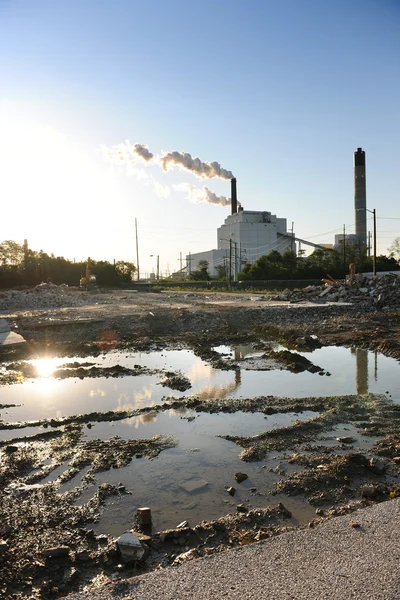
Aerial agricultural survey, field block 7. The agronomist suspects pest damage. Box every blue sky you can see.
[1,0,399,276]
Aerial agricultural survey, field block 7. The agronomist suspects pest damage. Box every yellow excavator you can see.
[79,258,96,288]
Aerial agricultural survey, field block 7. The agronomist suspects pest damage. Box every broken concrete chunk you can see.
[234,472,248,484]
[43,546,70,558]
[116,532,145,562]
[0,540,9,554]
[360,484,377,499]
[181,478,208,493]
[369,457,386,474]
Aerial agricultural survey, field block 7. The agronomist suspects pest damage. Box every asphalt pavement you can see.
[67,498,400,600]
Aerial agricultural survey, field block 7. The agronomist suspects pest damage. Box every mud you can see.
[1,289,400,598]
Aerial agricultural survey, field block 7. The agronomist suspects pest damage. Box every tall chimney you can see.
[231,178,237,215]
[354,147,367,247]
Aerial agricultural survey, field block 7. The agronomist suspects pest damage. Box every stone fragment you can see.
[234,472,248,484]
[336,436,356,444]
[43,546,70,558]
[277,502,292,518]
[236,504,248,513]
[172,548,200,565]
[137,507,152,526]
[227,486,236,496]
[181,479,208,493]
[0,540,8,554]
[116,532,145,562]
[360,484,377,499]
[177,521,189,529]
[369,457,386,474]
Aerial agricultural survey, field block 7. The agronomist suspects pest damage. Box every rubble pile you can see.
[0,283,106,313]
[270,273,400,308]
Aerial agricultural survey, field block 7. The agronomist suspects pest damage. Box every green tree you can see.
[388,238,400,262]
[189,259,210,281]
[0,240,24,266]
[215,263,228,280]
[115,261,136,282]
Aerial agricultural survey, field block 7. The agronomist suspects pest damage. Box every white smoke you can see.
[102,140,235,204]
[101,145,170,198]
[160,150,234,180]
[174,183,230,206]
[133,143,154,162]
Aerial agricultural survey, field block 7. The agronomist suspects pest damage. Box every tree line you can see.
[0,240,136,289]
[189,239,400,282]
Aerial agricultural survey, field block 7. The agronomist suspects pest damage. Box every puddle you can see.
[1,346,399,424]
[1,344,399,535]
[73,409,319,534]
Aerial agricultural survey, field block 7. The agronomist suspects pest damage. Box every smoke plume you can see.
[160,151,234,180]
[133,143,154,162]
[174,183,231,206]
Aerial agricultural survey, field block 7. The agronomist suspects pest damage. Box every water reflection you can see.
[351,348,379,396]
[352,348,369,395]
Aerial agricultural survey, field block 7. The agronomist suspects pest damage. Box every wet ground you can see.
[1,290,400,599]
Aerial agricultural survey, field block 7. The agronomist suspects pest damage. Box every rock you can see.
[236,504,248,513]
[76,549,91,562]
[116,532,145,562]
[0,540,8,554]
[234,472,248,484]
[181,478,208,493]
[62,567,79,585]
[227,486,236,496]
[137,507,152,526]
[43,546,70,558]
[369,457,386,474]
[350,521,361,528]
[336,436,356,444]
[5,445,19,454]
[172,548,200,565]
[177,521,189,529]
[277,502,292,518]
[360,484,377,499]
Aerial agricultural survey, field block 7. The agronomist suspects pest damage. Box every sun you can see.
[35,358,57,378]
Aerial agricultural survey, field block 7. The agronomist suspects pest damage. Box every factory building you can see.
[187,179,293,278]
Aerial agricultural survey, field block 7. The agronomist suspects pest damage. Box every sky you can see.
[1,0,399,277]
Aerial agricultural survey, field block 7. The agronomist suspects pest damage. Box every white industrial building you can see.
[187,179,294,278]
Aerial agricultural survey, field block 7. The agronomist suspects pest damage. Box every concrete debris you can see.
[267,273,400,307]
[0,283,105,312]
[234,472,248,484]
[43,546,70,558]
[0,540,9,554]
[116,532,145,562]
[172,548,200,565]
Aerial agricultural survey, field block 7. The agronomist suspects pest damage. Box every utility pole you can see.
[233,241,238,282]
[368,231,371,257]
[135,218,140,281]
[373,208,377,277]
[343,224,346,271]
[229,238,232,290]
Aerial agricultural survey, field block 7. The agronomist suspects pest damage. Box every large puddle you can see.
[1,344,399,534]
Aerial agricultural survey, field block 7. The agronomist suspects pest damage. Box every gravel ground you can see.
[66,498,400,600]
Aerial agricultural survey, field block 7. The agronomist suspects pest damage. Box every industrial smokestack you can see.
[231,178,237,215]
[354,147,367,247]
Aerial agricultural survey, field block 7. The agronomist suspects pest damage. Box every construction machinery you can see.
[79,258,96,288]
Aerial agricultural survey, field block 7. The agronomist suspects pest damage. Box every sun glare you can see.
[35,358,57,378]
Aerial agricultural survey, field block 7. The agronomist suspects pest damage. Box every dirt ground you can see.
[1,287,400,599]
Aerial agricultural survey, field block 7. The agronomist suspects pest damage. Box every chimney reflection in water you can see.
[352,348,369,395]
